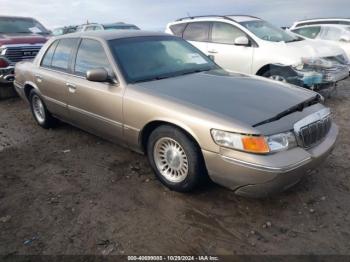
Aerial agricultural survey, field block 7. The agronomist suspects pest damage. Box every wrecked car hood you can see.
[134,70,317,126]
[275,39,345,59]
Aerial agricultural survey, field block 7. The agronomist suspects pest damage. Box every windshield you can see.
[109,36,218,83]
[240,20,302,42]
[0,17,49,34]
[104,24,140,30]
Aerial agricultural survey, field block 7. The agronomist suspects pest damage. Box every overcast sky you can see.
[1,0,349,30]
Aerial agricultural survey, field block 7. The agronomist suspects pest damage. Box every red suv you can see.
[0,16,50,84]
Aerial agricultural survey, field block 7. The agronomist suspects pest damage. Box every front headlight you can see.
[211,129,297,154]
[0,47,6,55]
[267,131,297,152]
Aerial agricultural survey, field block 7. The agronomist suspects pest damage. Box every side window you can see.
[183,22,210,42]
[292,26,321,39]
[51,38,78,71]
[74,39,112,76]
[85,26,95,31]
[211,22,246,44]
[322,27,342,40]
[169,23,187,37]
[41,40,59,67]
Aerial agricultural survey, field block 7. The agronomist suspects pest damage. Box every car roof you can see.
[295,18,350,23]
[53,30,170,41]
[102,22,136,26]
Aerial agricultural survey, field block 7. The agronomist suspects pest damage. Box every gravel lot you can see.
[0,80,349,256]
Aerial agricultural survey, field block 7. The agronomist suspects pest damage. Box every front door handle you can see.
[66,83,77,93]
[208,49,218,54]
[35,74,43,83]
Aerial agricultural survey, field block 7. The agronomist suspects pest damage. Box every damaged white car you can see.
[166,15,349,94]
[289,24,350,60]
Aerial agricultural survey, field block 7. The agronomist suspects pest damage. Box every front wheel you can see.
[262,69,291,83]
[147,125,206,192]
[29,89,56,129]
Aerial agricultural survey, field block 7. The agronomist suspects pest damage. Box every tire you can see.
[147,125,206,192]
[29,89,56,129]
[262,68,291,83]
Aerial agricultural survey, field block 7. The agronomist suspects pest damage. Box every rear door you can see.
[35,38,79,119]
[182,22,210,55]
[207,22,255,74]
[65,38,124,142]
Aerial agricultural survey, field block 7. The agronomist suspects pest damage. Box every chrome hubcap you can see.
[154,137,188,183]
[32,95,45,124]
[269,75,287,83]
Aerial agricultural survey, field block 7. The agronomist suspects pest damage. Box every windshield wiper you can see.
[285,38,302,43]
[252,94,322,127]
[177,68,212,76]
[133,68,212,83]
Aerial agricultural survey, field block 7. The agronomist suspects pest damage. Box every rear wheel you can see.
[147,125,206,192]
[29,89,56,129]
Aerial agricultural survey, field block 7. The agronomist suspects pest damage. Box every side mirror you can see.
[234,36,250,46]
[86,68,109,82]
[340,35,350,42]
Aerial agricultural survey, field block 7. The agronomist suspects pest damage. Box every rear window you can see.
[41,40,59,67]
[183,22,210,42]
[169,23,187,37]
[51,38,79,71]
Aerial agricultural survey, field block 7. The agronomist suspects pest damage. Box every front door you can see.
[65,38,124,142]
[207,22,255,74]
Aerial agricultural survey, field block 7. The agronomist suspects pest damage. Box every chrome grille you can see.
[4,45,43,64]
[297,115,332,148]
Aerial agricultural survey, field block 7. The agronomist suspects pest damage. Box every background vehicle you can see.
[289,24,350,60]
[166,15,349,92]
[52,25,78,36]
[76,22,140,32]
[14,31,337,197]
[0,16,49,84]
[291,18,350,29]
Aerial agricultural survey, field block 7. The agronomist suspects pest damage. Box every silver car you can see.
[14,31,338,197]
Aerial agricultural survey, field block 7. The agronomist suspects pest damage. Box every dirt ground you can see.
[0,80,349,256]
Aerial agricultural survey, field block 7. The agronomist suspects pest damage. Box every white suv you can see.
[166,15,349,91]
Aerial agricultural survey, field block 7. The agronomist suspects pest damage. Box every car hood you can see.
[276,39,345,58]
[0,33,48,46]
[134,70,317,126]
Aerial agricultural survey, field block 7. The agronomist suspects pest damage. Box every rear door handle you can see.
[66,83,77,93]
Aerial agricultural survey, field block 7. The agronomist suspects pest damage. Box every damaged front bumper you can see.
[0,65,15,84]
[288,64,349,92]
